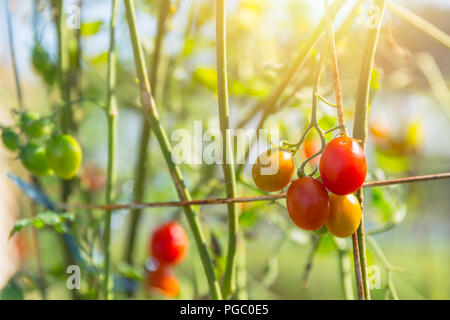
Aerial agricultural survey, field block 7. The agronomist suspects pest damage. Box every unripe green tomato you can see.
[45,135,82,180]
[20,144,52,176]
[24,119,53,140]
[19,113,37,130]
[1,128,19,151]
[32,44,50,73]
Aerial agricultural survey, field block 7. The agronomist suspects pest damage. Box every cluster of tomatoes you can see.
[253,135,367,238]
[146,221,188,298]
[1,112,82,180]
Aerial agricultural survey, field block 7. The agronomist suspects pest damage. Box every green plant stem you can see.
[52,0,71,133]
[5,0,24,110]
[387,1,450,49]
[236,0,346,176]
[333,237,355,300]
[52,0,80,300]
[367,236,401,299]
[103,0,119,301]
[352,0,387,301]
[123,0,222,300]
[124,0,171,267]
[235,238,248,299]
[300,236,320,289]
[324,0,346,135]
[216,0,238,299]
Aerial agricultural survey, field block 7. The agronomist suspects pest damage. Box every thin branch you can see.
[301,236,321,289]
[61,172,450,211]
[102,0,119,301]
[387,1,450,49]
[5,0,24,110]
[324,0,345,135]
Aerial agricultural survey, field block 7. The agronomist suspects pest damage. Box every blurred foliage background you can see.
[0,0,449,300]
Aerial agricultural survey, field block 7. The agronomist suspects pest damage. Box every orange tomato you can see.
[326,194,362,238]
[302,139,321,165]
[146,266,180,298]
[252,148,295,192]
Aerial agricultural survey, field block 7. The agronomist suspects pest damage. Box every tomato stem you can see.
[103,0,119,300]
[123,0,171,280]
[352,0,387,300]
[216,0,239,299]
[123,0,222,300]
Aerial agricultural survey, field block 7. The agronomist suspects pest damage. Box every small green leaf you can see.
[193,67,217,91]
[239,210,258,228]
[370,66,382,91]
[9,211,74,238]
[91,52,108,65]
[9,218,33,239]
[81,21,103,36]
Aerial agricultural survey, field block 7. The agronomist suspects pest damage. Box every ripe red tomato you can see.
[286,177,330,230]
[319,136,366,195]
[252,148,295,192]
[326,194,362,238]
[151,221,188,265]
[146,266,179,298]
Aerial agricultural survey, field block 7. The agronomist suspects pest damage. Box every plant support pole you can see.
[216,0,238,299]
[123,0,222,300]
[103,0,119,300]
[352,0,387,300]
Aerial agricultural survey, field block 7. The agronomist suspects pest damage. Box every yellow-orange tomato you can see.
[326,194,362,238]
[252,148,295,192]
[286,177,330,230]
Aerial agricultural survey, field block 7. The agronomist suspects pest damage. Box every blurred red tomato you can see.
[150,221,188,265]
[81,164,107,192]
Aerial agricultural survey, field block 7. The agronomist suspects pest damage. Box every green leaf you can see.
[375,149,410,173]
[239,210,258,228]
[116,262,143,281]
[370,66,382,91]
[81,21,103,36]
[193,67,217,91]
[0,280,24,300]
[91,52,108,65]
[9,211,75,238]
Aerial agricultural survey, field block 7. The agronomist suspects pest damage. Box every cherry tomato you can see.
[146,266,179,298]
[45,135,82,180]
[369,121,390,140]
[252,148,295,192]
[151,221,188,265]
[1,128,19,151]
[286,177,330,230]
[24,119,53,140]
[326,194,361,238]
[20,144,52,176]
[302,139,321,165]
[319,136,366,195]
